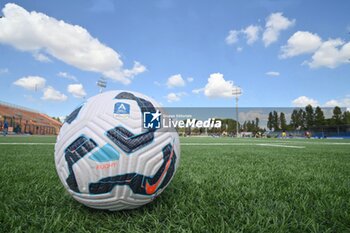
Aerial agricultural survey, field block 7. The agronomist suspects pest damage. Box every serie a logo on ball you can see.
[54,91,180,211]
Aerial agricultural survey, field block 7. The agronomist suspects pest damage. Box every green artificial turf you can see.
[0,136,350,232]
[0,135,56,143]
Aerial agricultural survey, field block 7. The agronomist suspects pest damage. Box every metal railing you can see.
[0,100,42,114]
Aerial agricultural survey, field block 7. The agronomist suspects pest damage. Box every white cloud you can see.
[236,47,243,52]
[342,99,350,107]
[57,72,78,82]
[226,13,294,48]
[308,39,350,68]
[292,96,350,108]
[226,25,260,46]
[187,77,194,82]
[266,71,280,76]
[280,31,322,58]
[192,88,204,94]
[201,73,241,98]
[279,30,350,69]
[67,84,86,98]
[263,12,295,47]
[242,25,260,45]
[166,93,180,102]
[167,74,185,88]
[122,61,147,78]
[225,30,239,45]
[292,96,318,107]
[324,99,340,107]
[324,98,350,107]
[33,52,51,62]
[166,92,186,102]
[42,86,67,101]
[0,3,146,84]
[0,68,9,74]
[13,76,46,91]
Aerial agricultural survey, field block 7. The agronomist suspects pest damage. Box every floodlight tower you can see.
[96,77,107,93]
[232,87,242,137]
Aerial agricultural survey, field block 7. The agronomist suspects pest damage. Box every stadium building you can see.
[0,101,62,135]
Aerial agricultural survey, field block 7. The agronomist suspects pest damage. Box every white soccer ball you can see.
[55,90,180,211]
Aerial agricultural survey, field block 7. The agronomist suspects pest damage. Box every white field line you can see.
[253,140,350,145]
[181,143,257,146]
[2,142,256,146]
[182,142,305,148]
[0,141,349,147]
[286,142,350,145]
[0,142,55,145]
[197,139,350,144]
[183,141,350,146]
[256,143,305,149]
[181,142,305,148]
[322,142,350,145]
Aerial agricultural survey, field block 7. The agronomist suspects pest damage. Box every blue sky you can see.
[0,0,349,118]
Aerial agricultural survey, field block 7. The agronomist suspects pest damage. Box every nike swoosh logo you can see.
[145,147,174,195]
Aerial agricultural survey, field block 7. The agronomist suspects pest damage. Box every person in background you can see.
[281,130,287,139]
[305,131,311,139]
[3,120,8,136]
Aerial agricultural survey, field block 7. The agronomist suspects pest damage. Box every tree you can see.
[280,112,287,130]
[255,117,260,131]
[184,119,192,135]
[247,120,252,132]
[343,110,350,125]
[52,117,61,123]
[247,120,258,133]
[332,106,342,125]
[314,106,325,127]
[243,121,247,131]
[332,106,343,135]
[267,112,273,130]
[298,109,306,129]
[273,111,279,130]
[290,109,299,129]
[218,118,239,134]
[305,104,314,129]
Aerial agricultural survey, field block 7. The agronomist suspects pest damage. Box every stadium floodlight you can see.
[232,87,242,137]
[96,78,107,93]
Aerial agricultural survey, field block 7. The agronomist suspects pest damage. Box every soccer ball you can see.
[55,90,180,211]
